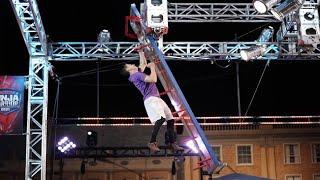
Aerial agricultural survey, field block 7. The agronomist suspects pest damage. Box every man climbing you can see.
[122,50,184,153]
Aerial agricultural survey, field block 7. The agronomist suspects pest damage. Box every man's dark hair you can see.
[120,64,129,76]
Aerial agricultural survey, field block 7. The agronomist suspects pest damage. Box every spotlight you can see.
[240,45,267,61]
[270,0,303,20]
[186,140,199,153]
[253,0,281,14]
[240,26,274,61]
[98,29,111,43]
[97,29,111,52]
[57,136,76,153]
[257,26,274,43]
[86,130,97,147]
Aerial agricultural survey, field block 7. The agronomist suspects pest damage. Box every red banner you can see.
[0,76,24,134]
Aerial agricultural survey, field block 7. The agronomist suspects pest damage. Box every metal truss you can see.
[25,57,49,180]
[56,146,198,159]
[167,3,279,22]
[50,41,320,61]
[9,0,47,55]
[276,0,319,42]
[277,13,298,42]
[277,0,320,41]
[9,0,48,180]
[7,0,320,179]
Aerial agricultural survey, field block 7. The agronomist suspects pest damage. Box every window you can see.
[312,143,320,163]
[236,145,253,165]
[314,174,320,180]
[284,144,301,164]
[285,175,301,180]
[212,145,222,161]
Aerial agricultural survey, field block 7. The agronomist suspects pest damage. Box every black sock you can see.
[166,119,176,143]
[150,117,166,143]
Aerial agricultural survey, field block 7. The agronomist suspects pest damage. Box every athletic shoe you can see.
[148,142,160,153]
[170,142,184,151]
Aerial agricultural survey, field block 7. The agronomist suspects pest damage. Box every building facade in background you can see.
[0,122,319,180]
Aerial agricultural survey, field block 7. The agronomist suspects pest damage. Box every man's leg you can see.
[167,119,184,151]
[148,117,166,152]
[166,119,175,143]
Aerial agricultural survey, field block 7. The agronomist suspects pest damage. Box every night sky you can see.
[0,0,319,119]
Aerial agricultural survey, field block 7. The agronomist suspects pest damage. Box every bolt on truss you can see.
[167,3,279,22]
[9,0,49,180]
[49,41,320,61]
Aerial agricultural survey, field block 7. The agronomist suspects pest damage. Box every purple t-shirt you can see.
[129,71,159,100]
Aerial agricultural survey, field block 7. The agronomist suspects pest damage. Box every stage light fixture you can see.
[240,45,267,61]
[97,29,111,52]
[253,0,281,14]
[86,130,98,147]
[98,29,111,43]
[57,136,76,153]
[240,26,274,61]
[270,0,303,20]
[257,26,274,43]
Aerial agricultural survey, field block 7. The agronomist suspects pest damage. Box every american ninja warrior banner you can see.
[0,76,24,134]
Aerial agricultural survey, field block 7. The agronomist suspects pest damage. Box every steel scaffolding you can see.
[50,41,320,61]
[9,0,48,180]
[56,146,198,159]
[7,0,320,179]
[167,3,279,22]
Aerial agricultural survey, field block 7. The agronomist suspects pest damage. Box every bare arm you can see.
[138,51,147,72]
[144,62,157,83]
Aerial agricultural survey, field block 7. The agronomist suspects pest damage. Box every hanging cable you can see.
[60,60,135,80]
[212,60,232,69]
[236,62,242,116]
[96,61,100,118]
[50,79,61,180]
[244,60,271,116]
[237,22,273,40]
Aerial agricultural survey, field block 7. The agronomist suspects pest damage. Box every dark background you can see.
[0,0,319,119]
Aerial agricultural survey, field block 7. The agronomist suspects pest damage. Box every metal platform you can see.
[56,146,198,159]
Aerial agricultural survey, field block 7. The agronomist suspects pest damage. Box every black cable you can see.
[97,61,100,117]
[50,79,61,180]
[60,60,135,80]
[213,60,232,69]
[57,82,130,87]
